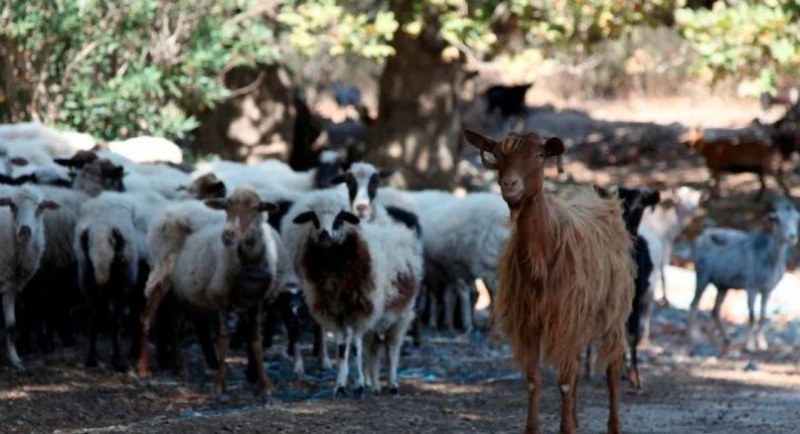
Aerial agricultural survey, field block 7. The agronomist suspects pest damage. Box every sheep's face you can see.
[180,173,226,200]
[72,159,126,196]
[332,162,393,220]
[0,186,59,246]
[205,188,277,248]
[463,130,564,207]
[768,199,800,245]
[293,207,360,247]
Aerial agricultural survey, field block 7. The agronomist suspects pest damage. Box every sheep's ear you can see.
[9,157,28,166]
[54,157,82,168]
[293,211,316,224]
[379,169,395,179]
[330,174,347,185]
[37,200,60,212]
[463,129,499,153]
[176,185,187,191]
[339,211,360,226]
[544,137,565,157]
[0,197,12,208]
[204,199,227,210]
[259,201,279,214]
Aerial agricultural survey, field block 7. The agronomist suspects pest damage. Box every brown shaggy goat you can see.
[464,130,634,434]
[681,126,789,199]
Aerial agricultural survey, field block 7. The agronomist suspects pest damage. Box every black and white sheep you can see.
[687,197,800,352]
[283,191,422,396]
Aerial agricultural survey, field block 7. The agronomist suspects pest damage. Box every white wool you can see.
[0,139,54,165]
[0,185,50,291]
[638,225,665,295]
[35,186,88,270]
[0,123,95,157]
[107,136,183,164]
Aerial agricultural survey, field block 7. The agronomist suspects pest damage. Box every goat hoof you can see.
[388,384,399,395]
[352,386,365,399]
[334,386,348,398]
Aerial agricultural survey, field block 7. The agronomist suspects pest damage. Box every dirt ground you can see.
[2,97,800,433]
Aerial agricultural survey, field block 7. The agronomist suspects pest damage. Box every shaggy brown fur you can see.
[497,190,634,372]
[301,232,375,327]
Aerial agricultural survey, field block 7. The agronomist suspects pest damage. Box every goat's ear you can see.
[259,201,279,214]
[0,197,12,208]
[204,198,227,210]
[593,185,610,199]
[9,157,28,166]
[339,211,360,226]
[544,137,565,157]
[379,169,395,179]
[463,129,499,153]
[37,200,60,212]
[293,211,316,225]
[330,174,347,185]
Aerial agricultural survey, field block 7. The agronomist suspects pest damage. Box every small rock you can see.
[744,361,759,372]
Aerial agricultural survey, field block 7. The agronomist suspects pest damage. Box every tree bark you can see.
[367,0,464,189]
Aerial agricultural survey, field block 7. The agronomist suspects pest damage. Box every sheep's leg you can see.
[524,333,542,434]
[171,310,187,380]
[711,287,730,347]
[279,301,304,375]
[756,290,770,351]
[457,280,473,333]
[364,333,381,394]
[194,315,219,371]
[352,333,365,398]
[442,284,456,332]
[137,278,170,377]
[386,315,413,395]
[334,328,353,397]
[658,264,670,305]
[2,292,23,370]
[606,358,623,434]
[744,290,757,352]
[85,299,101,369]
[640,288,654,349]
[213,308,230,399]
[110,299,127,372]
[628,334,642,391]
[557,359,578,434]
[317,326,333,371]
[686,279,707,343]
[426,285,439,329]
[583,345,595,382]
[247,304,273,397]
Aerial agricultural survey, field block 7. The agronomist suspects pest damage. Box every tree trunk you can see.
[367,0,463,189]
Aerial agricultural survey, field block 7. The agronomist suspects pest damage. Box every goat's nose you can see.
[501,178,519,189]
[356,204,368,213]
[17,225,31,241]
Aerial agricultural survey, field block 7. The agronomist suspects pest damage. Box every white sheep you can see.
[74,191,168,370]
[0,123,95,158]
[106,136,184,164]
[0,185,60,368]
[282,191,422,396]
[137,187,281,398]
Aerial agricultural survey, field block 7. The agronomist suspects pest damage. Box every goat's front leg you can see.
[247,304,274,397]
[2,291,23,370]
[334,328,353,397]
[756,290,771,351]
[213,307,230,399]
[386,316,413,395]
[364,332,381,394]
[606,357,623,434]
[557,358,579,434]
[524,333,542,434]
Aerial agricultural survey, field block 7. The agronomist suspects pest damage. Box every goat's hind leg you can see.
[756,290,771,351]
[744,289,757,352]
[557,359,579,434]
[606,357,623,434]
[711,287,731,348]
[524,333,542,434]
